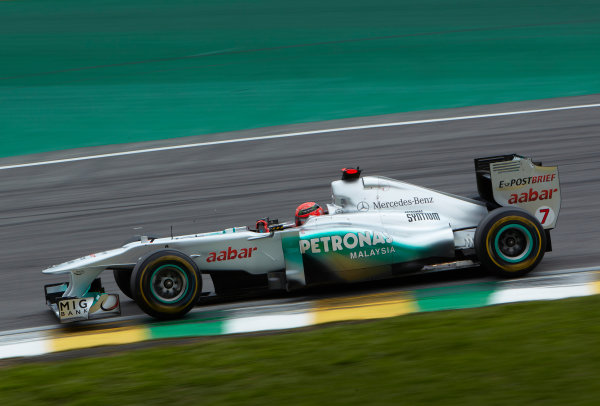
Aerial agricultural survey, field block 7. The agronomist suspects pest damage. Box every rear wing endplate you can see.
[475,155,560,229]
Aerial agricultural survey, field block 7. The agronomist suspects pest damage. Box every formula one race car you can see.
[43,154,560,322]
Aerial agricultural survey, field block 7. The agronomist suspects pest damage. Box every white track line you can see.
[2,103,600,171]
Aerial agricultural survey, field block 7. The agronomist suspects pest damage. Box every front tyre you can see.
[475,207,546,278]
[113,269,133,299]
[114,235,161,300]
[131,250,202,320]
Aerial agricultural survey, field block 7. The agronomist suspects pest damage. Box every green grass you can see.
[2,295,600,405]
[1,0,600,157]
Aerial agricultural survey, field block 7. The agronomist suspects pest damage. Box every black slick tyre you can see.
[114,235,161,301]
[131,250,202,320]
[113,269,133,299]
[475,207,546,278]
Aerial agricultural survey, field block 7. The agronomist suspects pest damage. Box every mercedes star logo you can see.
[357,201,369,212]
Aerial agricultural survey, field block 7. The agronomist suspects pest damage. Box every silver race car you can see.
[43,154,560,322]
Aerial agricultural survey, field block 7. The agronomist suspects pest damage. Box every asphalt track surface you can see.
[1,95,599,332]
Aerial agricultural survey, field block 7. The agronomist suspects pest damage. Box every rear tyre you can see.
[131,250,202,320]
[113,269,133,299]
[475,207,546,278]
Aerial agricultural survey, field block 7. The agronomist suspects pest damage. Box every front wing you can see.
[45,279,121,323]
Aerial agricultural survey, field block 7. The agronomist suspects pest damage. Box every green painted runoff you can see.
[1,0,600,157]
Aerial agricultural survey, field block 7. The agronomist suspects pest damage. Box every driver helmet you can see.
[295,202,324,226]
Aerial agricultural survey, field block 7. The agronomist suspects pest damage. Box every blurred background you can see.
[2,0,600,157]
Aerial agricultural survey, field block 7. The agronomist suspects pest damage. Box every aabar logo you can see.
[300,231,393,254]
[508,188,558,204]
[207,246,257,262]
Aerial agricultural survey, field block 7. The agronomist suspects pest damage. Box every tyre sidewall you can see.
[475,208,546,277]
[113,269,133,299]
[131,250,201,319]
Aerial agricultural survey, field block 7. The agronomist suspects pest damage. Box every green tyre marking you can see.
[493,223,534,264]
[149,263,189,305]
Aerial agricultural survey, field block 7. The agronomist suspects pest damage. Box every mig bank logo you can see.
[357,201,369,212]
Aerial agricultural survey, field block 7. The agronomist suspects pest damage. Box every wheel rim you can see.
[150,264,189,304]
[494,224,533,263]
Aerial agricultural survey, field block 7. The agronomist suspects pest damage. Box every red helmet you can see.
[295,202,324,226]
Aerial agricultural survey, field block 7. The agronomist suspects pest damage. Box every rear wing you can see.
[475,155,560,229]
